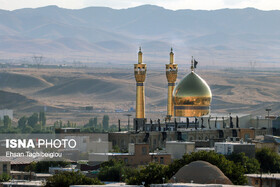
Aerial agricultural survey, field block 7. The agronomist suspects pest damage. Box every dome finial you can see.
[191,56,194,72]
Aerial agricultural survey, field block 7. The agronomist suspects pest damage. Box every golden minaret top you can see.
[138,47,143,64]
[134,47,146,83]
[169,48,174,64]
[166,48,178,83]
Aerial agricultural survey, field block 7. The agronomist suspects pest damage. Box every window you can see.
[244,134,250,141]
[160,157,164,164]
[154,157,158,162]
[3,164,7,173]
[153,139,156,145]
[142,147,147,155]
[255,179,258,184]
[124,158,128,164]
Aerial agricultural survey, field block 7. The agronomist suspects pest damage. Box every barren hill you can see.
[0,68,279,122]
[0,72,51,90]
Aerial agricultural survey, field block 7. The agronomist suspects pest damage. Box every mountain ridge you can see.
[0,5,279,66]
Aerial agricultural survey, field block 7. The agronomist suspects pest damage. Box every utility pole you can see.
[124,114,132,131]
[32,55,43,69]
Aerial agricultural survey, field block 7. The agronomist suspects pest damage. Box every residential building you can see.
[89,143,171,167]
[215,142,256,157]
[165,141,195,159]
[246,173,280,187]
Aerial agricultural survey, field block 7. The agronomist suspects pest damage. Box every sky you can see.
[1,0,280,11]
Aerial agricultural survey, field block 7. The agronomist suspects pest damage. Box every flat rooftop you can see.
[246,173,280,179]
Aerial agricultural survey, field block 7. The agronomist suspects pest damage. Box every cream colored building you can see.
[165,141,195,159]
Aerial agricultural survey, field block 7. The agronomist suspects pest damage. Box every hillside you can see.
[0,90,60,112]
[0,5,280,66]
[0,68,279,123]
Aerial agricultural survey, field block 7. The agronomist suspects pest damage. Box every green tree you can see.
[98,159,126,181]
[126,162,168,186]
[93,117,98,127]
[256,148,280,173]
[3,115,11,128]
[25,161,36,172]
[226,152,260,174]
[39,111,46,126]
[102,115,109,131]
[28,113,39,128]
[88,118,94,127]
[0,173,11,182]
[109,124,118,132]
[18,116,28,129]
[67,121,71,127]
[45,171,102,187]
[22,125,33,133]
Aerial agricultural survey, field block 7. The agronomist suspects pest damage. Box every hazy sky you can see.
[1,0,280,11]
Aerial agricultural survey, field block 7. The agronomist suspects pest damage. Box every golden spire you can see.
[138,47,142,64]
[170,48,174,64]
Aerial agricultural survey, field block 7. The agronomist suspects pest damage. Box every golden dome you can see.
[173,71,212,117]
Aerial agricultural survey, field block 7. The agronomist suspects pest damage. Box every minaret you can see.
[166,48,178,119]
[134,47,147,130]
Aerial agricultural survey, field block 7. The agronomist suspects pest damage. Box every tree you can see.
[98,159,126,181]
[28,113,39,128]
[126,162,169,186]
[226,152,260,174]
[102,115,109,131]
[45,171,102,187]
[88,118,94,127]
[256,148,280,173]
[22,125,33,133]
[109,124,118,132]
[3,115,11,128]
[0,173,11,182]
[93,117,98,127]
[18,116,28,129]
[39,111,46,126]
